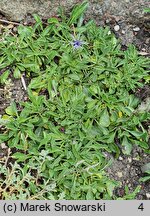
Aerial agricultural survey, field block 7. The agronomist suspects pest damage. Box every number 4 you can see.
[138,203,144,211]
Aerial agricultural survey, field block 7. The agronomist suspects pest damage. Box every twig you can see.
[0,18,21,26]
[138,51,149,56]
[21,74,27,91]
[4,147,11,167]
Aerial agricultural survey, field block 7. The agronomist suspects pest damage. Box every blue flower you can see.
[72,40,84,49]
[71,35,86,49]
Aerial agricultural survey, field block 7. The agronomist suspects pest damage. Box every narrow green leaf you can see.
[122,136,132,155]
[14,67,21,78]
[5,102,18,116]
[48,17,59,24]
[48,51,59,61]
[99,108,110,127]
[136,140,149,149]
[0,134,9,142]
[12,152,31,162]
[139,176,150,182]
[86,187,94,200]
[69,74,80,81]
[0,70,10,84]
[68,1,89,25]
[33,14,42,23]
[128,130,146,139]
[144,8,150,13]
[106,180,117,197]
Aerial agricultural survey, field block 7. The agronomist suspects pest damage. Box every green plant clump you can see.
[0,2,149,199]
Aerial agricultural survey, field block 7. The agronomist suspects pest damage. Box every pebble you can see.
[133,26,140,32]
[146,38,150,44]
[128,157,132,163]
[1,143,7,149]
[146,193,150,199]
[114,25,120,31]
[141,48,146,52]
[13,27,18,33]
[105,19,110,24]
[121,30,125,34]
[117,172,123,178]
[119,156,123,161]
[0,152,5,158]
[133,157,140,161]
[128,183,131,188]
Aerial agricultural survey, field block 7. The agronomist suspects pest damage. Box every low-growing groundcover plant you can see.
[0,2,149,199]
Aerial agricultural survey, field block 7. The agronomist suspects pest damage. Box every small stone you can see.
[0,153,5,158]
[146,193,150,199]
[128,183,131,188]
[121,30,125,34]
[1,143,7,149]
[141,48,146,52]
[24,96,28,101]
[146,38,150,44]
[128,157,132,163]
[133,157,140,161]
[119,156,123,161]
[114,25,120,31]
[105,19,110,24]
[117,172,123,178]
[13,27,18,32]
[133,26,140,32]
